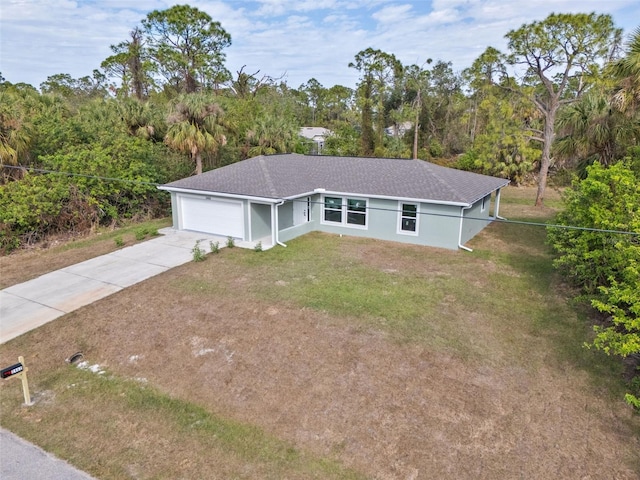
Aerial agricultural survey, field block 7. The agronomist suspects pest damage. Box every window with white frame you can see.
[324,196,342,222]
[398,202,418,234]
[347,198,366,225]
[323,196,367,227]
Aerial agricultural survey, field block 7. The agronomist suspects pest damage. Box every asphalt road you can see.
[0,428,96,479]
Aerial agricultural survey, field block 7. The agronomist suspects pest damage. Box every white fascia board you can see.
[157,186,281,204]
[464,181,511,205]
[311,189,471,207]
[282,191,319,200]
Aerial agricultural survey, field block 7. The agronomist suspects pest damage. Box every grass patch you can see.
[220,189,623,381]
[500,185,565,209]
[53,218,169,253]
[228,237,466,347]
[223,230,549,364]
[1,186,638,478]
[0,366,364,480]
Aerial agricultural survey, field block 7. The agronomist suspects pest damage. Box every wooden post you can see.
[1,356,32,406]
[18,356,32,406]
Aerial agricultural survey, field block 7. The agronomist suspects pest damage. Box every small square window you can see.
[325,197,342,209]
[402,204,417,218]
[347,199,366,212]
[402,217,416,232]
[324,210,342,222]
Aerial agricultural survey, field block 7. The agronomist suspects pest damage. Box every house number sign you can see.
[1,356,32,405]
[1,362,23,378]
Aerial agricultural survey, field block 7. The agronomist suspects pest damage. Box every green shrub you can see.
[134,228,147,241]
[0,173,93,250]
[0,132,173,250]
[226,236,235,248]
[0,227,21,254]
[38,141,161,222]
[191,241,206,262]
[548,158,640,407]
[209,241,220,254]
[429,140,444,158]
[114,236,124,247]
[457,150,479,171]
[625,375,640,410]
[254,241,263,252]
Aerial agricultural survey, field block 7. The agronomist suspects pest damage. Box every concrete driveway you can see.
[0,229,227,344]
[0,229,243,480]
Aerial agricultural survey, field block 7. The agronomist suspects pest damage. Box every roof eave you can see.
[159,169,511,207]
[157,185,282,204]
[464,180,511,205]
[285,189,472,207]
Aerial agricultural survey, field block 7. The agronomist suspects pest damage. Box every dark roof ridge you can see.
[417,160,461,199]
[257,155,278,197]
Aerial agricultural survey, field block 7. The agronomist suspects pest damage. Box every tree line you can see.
[0,6,639,403]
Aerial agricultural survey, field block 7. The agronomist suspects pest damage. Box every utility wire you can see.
[2,164,638,237]
[291,198,640,237]
[1,164,161,186]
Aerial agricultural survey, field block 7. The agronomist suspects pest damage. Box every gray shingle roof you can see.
[160,154,510,205]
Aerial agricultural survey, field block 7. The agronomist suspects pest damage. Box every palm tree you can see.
[0,89,31,180]
[165,93,227,174]
[117,98,157,139]
[554,89,629,170]
[610,27,640,116]
[246,114,298,157]
[403,62,431,159]
[555,28,640,175]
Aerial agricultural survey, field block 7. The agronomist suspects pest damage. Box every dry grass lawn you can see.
[1,187,639,479]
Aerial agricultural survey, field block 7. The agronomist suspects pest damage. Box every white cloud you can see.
[1,0,639,89]
[371,4,413,24]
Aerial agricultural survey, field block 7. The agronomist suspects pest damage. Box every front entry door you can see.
[293,197,309,225]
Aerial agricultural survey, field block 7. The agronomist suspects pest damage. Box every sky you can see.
[1,0,639,91]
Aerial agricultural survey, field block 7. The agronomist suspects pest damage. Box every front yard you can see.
[1,187,639,479]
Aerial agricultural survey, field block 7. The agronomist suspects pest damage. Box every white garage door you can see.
[179,195,244,238]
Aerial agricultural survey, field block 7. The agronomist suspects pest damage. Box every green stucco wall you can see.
[250,203,272,241]
[169,193,179,228]
[460,195,492,245]
[278,201,294,230]
[281,196,463,250]
[171,191,495,251]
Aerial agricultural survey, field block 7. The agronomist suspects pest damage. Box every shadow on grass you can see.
[475,221,627,397]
